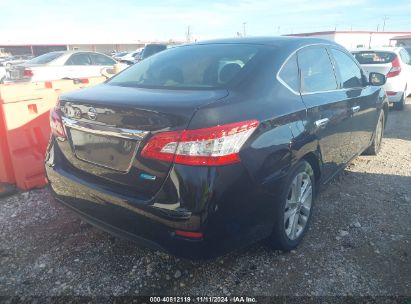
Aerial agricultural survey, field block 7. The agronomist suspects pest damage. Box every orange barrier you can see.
[0,77,106,191]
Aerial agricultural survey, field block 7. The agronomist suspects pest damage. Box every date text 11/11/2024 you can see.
[149,296,257,303]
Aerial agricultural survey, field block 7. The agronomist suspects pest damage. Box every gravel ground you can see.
[0,98,410,299]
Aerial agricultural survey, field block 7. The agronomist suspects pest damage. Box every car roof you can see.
[45,50,109,55]
[193,36,341,48]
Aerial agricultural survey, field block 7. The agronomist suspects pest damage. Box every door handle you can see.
[351,105,361,113]
[314,118,329,128]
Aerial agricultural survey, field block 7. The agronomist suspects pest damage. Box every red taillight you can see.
[50,106,66,140]
[23,68,33,77]
[386,56,401,78]
[141,120,259,166]
[386,91,397,96]
[175,230,203,239]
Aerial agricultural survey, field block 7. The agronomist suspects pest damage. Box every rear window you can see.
[108,44,265,89]
[28,52,63,64]
[352,51,396,64]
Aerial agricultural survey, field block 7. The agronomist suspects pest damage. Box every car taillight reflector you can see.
[386,91,397,96]
[141,120,259,166]
[23,69,33,77]
[175,230,203,239]
[50,105,66,140]
[386,56,401,78]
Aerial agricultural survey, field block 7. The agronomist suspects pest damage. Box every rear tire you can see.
[393,93,405,111]
[265,160,315,251]
[363,110,384,155]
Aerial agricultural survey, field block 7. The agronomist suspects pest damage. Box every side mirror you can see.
[369,72,386,86]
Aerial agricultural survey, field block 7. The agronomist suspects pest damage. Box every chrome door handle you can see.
[351,105,360,113]
[314,118,329,128]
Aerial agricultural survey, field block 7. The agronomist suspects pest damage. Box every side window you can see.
[65,53,92,65]
[89,53,116,66]
[279,54,299,92]
[331,48,363,89]
[399,50,411,65]
[297,47,338,93]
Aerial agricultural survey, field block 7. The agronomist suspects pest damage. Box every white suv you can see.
[352,47,411,110]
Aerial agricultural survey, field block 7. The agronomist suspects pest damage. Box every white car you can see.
[352,47,411,110]
[6,51,117,83]
[1,55,33,68]
[0,66,6,83]
[117,49,143,65]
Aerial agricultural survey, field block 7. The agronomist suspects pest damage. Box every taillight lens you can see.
[50,106,66,140]
[141,120,259,166]
[23,68,33,77]
[386,56,401,78]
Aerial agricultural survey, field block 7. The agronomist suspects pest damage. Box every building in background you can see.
[286,31,411,50]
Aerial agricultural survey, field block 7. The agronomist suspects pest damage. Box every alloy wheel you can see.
[284,172,313,240]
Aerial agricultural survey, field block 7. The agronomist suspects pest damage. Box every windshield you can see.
[108,44,265,89]
[141,44,167,59]
[28,52,63,64]
[352,51,396,64]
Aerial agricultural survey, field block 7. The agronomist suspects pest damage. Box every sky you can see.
[0,0,410,44]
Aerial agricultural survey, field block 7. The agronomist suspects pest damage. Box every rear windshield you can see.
[108,44,265,89]
[352,51,396,64]
[28,52,63,64]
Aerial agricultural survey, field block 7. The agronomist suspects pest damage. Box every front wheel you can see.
[266,160,315,251]
[363,110,385,155]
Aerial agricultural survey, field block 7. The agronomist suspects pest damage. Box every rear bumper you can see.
[384,80,405,103]
[46,164,218,258]
[45,139,275,258]
[386,91,404,103]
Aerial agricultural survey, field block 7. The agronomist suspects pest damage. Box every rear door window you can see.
[89,53,116,66]
[297,47,338,93]
[279,54,299,92]
[352,51,396,64]
[65,53,92,65]
[399,49,411,65]
[331,48,363,89]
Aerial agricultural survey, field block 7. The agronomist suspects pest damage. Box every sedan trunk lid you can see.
[56,84,228,196]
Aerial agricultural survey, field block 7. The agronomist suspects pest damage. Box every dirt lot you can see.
[1,99,410,299]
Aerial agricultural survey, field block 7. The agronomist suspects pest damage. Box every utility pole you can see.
[376,24,379,32]
[382,16,388,32]
[186,25,192,43]
[243,22,247,37]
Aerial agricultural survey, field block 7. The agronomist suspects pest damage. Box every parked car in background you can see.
[112,51,129,61]
[0,55,33,67]
[118,50,143,65]
[140,44,168,60]
[352,47,411,110]
[6,51,117,83]
[46,37,388,258]
[0,67,6,83]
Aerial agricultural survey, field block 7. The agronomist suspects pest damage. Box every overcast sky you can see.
[1,0,410,43]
